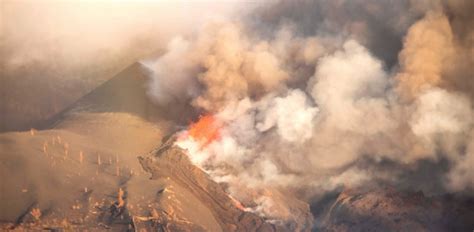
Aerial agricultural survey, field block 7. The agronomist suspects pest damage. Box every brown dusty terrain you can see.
[0,115,313,231]
[0,112,168,231]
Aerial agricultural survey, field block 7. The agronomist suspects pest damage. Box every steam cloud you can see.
[145,0,474,222]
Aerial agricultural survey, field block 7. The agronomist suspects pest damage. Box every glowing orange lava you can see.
[187,115,221,147]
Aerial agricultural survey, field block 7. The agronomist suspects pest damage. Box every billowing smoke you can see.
[144,0,474,222]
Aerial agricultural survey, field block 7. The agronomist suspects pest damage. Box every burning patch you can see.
[177,115,221,148]
[187,115,221,147]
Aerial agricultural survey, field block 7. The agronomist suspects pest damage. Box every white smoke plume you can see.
[145,0,474,222]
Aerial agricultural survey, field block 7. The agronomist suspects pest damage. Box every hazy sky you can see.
[0,0,257,131]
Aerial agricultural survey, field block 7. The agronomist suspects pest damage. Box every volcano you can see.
[1,62,474,231]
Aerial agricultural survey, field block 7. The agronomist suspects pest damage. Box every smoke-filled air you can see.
[1,0,473,231]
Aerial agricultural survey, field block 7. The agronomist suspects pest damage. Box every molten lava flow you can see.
[185,115,221,147]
